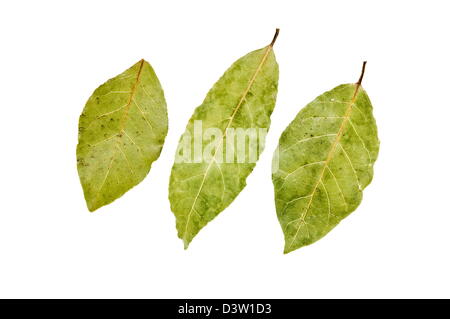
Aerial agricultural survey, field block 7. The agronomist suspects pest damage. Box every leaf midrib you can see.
[91,60,145,208]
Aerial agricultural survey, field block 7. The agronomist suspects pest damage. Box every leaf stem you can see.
[269,28,280,47]
[356,61,367,86]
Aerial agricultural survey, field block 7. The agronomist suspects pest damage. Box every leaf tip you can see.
[283,242,300,254]
[86,198,102,212]
[183,239,190,250]
[87,203,98,213]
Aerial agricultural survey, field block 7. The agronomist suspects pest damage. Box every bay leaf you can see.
[77,59,168,212]
[169,29,280,248]
[273,62,379,253]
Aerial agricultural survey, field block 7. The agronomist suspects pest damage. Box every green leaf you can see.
[273,62,379,254]
[77,59,168,212]
[169,30,280,248]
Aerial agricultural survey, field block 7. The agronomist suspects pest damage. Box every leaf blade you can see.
[169,33,279,248]
[77,59,168,211]
[273,74,379,253]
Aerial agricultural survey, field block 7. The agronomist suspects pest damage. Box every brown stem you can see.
[269,28,280,47]
[356,61,367,85]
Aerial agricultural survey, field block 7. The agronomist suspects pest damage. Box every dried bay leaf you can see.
[169,30,280,248]
[273,62,379,253]
[77,59,168,211]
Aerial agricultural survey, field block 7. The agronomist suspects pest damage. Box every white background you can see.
[0,0,449,298]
